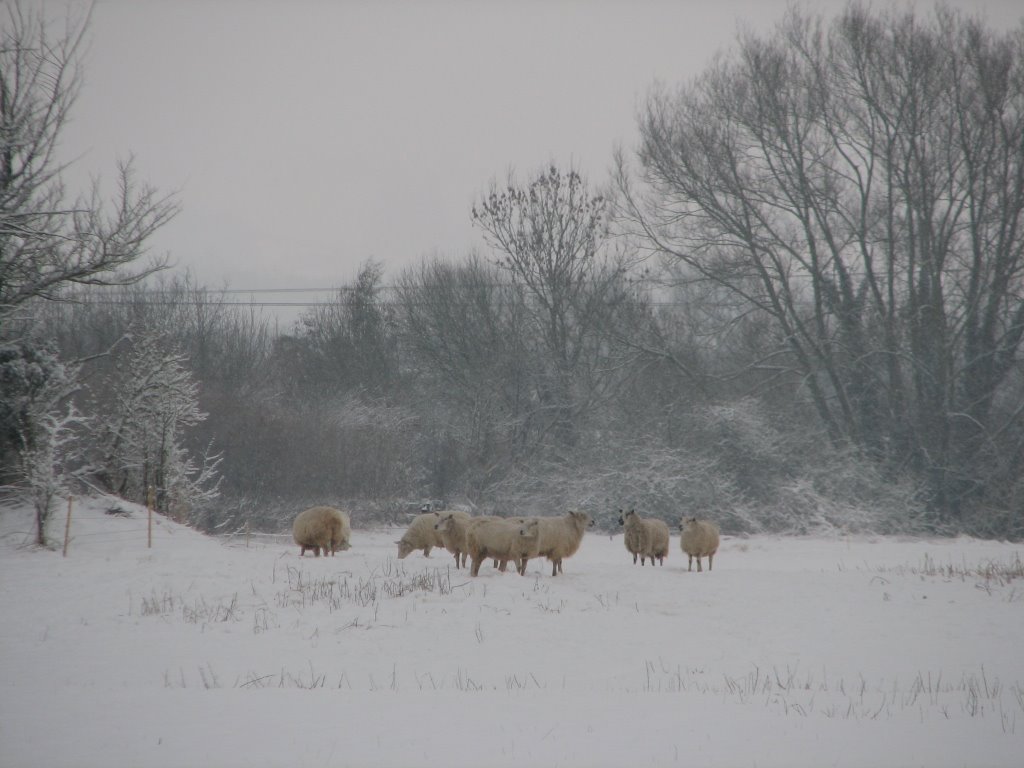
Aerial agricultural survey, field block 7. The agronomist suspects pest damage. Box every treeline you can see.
[15,235,1008,538]
[3,2,1022,540]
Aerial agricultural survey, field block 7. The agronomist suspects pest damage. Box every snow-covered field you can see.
[1,497,1022,768]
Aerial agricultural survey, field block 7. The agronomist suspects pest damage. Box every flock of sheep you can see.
[291,505,720,575]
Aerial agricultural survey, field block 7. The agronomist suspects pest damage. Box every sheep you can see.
[461,516,515,570]
[680,517,720,572]
[396,512,445,559]
[292,506,351,557]
[618,508,670,566]
[432,510,473,568]
[466,518,541,576]
[535,510,593,576]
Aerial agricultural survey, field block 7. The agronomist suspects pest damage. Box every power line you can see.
[53,281,671,309]
[216,288,345,294]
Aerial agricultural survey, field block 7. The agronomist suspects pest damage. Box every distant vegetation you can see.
[3,2,1022,541]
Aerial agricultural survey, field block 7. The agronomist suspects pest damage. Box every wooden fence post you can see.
[147,486,155,549]
[62,496,73,558]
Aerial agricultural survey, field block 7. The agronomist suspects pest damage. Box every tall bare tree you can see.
[473,164,634,447]
[296,260,399,398]
[619,3,1024,528]
[0,1,177,322]
[395,253,533,497]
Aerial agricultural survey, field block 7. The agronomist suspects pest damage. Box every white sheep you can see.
[466,518,541,576]
[618,508,670,566]
[680,517,720,572]
[432,510,473,568]
[292,506,351,557]
[536,510,593,576]
[396,512,444,559]
[462,516,512,570]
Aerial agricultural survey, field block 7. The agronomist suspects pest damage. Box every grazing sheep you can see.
[618,508,670,566]
[466,518,541,576]
[293,506,351,557]
[396,512,444,559]
[432,510,473,568]
[680,517,720,572]
[536,510,593,576]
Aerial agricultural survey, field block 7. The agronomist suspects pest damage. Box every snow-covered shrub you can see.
[689,397,799,501]
[0,339,85,545]
[485,437,762,534]
[485,393,934,537]
[768,448,929,535]
[88,328,219,519]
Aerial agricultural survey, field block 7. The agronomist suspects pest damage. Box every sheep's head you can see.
[680,516,698,531]
[434,514,456,532]
[618,509,637,526]
[518,519,540,538]
[396,539,415,558]
[569,509,593,529]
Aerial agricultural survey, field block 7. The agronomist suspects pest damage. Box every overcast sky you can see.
[54,0,1023,300]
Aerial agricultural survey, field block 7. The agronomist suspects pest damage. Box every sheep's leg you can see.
[424,546,432,557]
[558,561,563,575]
[470,556,483,577]
[708,553,714,571]
[550,560,557,577]
[632,552,638,564]
[696,556,703,572]
[687,554,693,571]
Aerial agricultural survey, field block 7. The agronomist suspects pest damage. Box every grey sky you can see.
[55,0,1023,296]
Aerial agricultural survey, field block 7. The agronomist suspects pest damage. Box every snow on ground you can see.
[1,496,1022,768]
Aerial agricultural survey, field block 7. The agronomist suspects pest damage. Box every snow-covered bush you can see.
[0,339,84,545]
[792,449,929,535]
[485,436,762,534]
[484,395,933,537]
[88,328,220,519]
[689,398,799,501]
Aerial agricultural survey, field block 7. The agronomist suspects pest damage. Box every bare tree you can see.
[0,1,178,322]
[473,164,636,446]
[395,253,534,497]
[619,3,1024,529]
[295,260,399,399]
